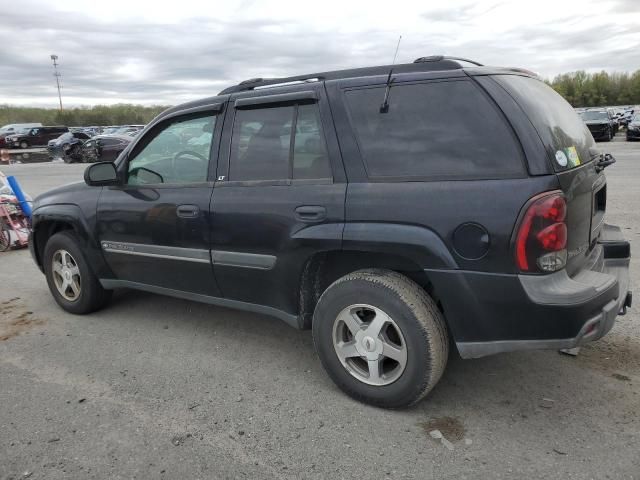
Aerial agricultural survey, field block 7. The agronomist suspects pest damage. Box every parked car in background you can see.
[100,126,121,135]
[6,126,69,148]
[81,134,132,163]
[111,125,145,136]
[579,109,614,141]
[627,114,640,141]
[619,109,635,127]
[606,108,619,134]
[47,131,92,160]
[0,127,31,147]
[0,123,42,134]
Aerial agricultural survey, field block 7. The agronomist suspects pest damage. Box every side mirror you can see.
[84,162,119,186]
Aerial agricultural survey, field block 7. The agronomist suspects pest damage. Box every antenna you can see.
[391,35,402,65]
[380,35,402,114]
[50,54,63,111]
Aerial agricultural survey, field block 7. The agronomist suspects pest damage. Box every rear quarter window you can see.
[494,75,596,171]
[344,79,525,180]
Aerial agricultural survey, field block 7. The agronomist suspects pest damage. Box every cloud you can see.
[0,0,638,107]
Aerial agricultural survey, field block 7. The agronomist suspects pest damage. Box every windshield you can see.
[102,127,119,135]
[580,111,609,121]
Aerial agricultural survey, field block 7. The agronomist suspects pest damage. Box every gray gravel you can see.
[1,137,639,479]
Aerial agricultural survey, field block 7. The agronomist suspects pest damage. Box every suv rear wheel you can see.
[313,269,448,408]
[43,231,112,314]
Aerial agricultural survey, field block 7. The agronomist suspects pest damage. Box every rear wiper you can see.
[595,153,616,173]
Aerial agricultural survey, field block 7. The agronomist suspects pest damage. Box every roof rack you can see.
[219,56,469,95]
[413,55,483,66]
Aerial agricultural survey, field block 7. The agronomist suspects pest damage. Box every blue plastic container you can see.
[6,176,32,218]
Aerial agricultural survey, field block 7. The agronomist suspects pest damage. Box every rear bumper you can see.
[436,224,631,359]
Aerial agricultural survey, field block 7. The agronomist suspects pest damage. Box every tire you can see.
[43,231,112,314]
[312,269,448,408]
[20,140,29,149]
[0,224,11,252]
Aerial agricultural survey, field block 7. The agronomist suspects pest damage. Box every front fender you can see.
[31,204,113,279]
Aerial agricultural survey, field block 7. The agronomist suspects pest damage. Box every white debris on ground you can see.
[429,429,455,451]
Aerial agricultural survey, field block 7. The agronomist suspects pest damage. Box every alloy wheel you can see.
[52,249,82,301]
[332,304,408,386]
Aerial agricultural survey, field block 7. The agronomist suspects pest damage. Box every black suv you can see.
[579,109,614,142]
[7,126,69,149]
[29,57,632,408]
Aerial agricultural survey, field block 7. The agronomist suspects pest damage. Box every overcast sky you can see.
[0,0,638,107]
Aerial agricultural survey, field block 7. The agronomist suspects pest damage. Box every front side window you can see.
[229,102,331,182]
[127,114,215,185]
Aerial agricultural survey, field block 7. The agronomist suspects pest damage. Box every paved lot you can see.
[1,137,639,479]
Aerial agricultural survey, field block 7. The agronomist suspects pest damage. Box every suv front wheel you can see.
[43,231,112,314]
[313,269,448,408]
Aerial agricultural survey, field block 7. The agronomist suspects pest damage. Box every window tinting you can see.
[229,103,332,182]
[293,104,331,179]
[127,114,215,185]
[496,75,596,171]
[345,80,524,179]
[229,106,293,181]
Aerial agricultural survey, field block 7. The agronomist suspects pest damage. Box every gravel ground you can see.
[1,136,639,479]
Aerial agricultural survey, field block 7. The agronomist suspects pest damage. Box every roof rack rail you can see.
[413,55,483,66]
[219,57,472,95]
[220,75,325,95]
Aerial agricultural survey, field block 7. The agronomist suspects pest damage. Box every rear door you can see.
[493,75,605,274]
[210,84,346,316]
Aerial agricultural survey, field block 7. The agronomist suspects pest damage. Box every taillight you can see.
[515,192,567,273]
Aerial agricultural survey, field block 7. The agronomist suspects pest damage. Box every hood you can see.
[33,180,89,210]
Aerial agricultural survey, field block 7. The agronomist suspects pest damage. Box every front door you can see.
[97,108,222,296]
[210,86,346,316]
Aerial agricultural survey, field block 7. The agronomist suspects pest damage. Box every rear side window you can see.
[344,80,524,180]
[494,75,595,171]
[231,106,293,181]
[229,103,331,181]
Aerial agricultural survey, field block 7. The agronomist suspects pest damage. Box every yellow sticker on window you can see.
[565,146,580,167]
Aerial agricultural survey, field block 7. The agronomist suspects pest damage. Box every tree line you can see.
[1,70,639,127]
[0,103,169,127]
[547,70,640,107]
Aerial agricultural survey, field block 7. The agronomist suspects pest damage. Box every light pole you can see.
[50,54,63,111]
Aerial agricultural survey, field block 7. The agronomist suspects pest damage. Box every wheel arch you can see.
[296,222,458,330]
[31,205,112,278]
[298,250,449,331]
